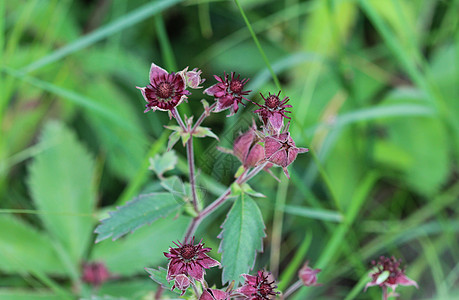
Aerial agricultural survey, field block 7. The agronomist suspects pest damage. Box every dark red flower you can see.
[137,63,191,112]
[365,256,418,293]
[264,133,308,178]
[236,270,279,300]
[233,123,264,168]
[82,261,110,287]
[253,91,292,134]
[298,261,321,287]
[200,288,231,300]
[164,237,220,282]
[171,274,191,296]
[204,72,251,116]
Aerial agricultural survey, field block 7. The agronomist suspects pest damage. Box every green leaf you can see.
[193,126,219,140]
[92,215,189,276]
[148,151,178,177]
[0,215,65,275]
[145,267,174,291]
[218,194,266,284]
[95,193,182,243]
[28,121,96,264]
[167,131,181,150]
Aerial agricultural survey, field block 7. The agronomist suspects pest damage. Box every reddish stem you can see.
[382,286,388,300]
[183,163,266,243]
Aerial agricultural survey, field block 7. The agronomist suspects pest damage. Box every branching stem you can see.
[183,163,267,243]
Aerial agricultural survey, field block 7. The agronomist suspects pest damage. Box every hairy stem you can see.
[183,163,267,242]
[282,280,303,299]
[172,107,187,131]
[187,137,199,214]
[154,286,163,300]
[382,286,388,300]
[190,280,201,299]
[172,107,200,214]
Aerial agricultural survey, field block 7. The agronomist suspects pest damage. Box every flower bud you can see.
[82,261,110,287]
[172,274,191,295]
[181,67,205,89]
[199,288,230,300]
[298,261,321,286]
[264,133,308,178]
[233,125,264,168]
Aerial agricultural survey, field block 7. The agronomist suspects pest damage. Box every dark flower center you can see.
[230,80,244,94]
[157,82,174,99]
[180,245,197,260]
[265,95,280,109]
[258,283,273,296]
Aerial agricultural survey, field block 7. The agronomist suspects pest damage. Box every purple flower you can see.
[204,72,251,116]
[233,123,264,168]
[264,133,309,178]
[253,91,292,134]
[200,288,231,300]
[171,274,191,296]
[81,261,110,287]
[236,270,279,300]
[298,261,321,287]
[164,237,220,282]
[365,256,418,293]
[137,63,191,112]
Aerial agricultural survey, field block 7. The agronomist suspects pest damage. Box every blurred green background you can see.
[1,0,458,299]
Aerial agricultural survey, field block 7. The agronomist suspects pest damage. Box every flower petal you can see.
[149,62,168,83]
[396,274,418,288]
[187,263,204,282]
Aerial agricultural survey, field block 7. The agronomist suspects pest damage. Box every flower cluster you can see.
[138,64,419,300]
[164,238,220,283]
[236,270,279,300]
[137,63,308,178]
[365,256,418,293]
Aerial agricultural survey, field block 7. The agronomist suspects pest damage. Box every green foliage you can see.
[218,194,266,284]
[28,122,96,265]
[1,0,459,299]
[0,215,65,274]
[145,267,174,291]
[92,215,189,276]
[95,193,183,242]
[149,151,178,178]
